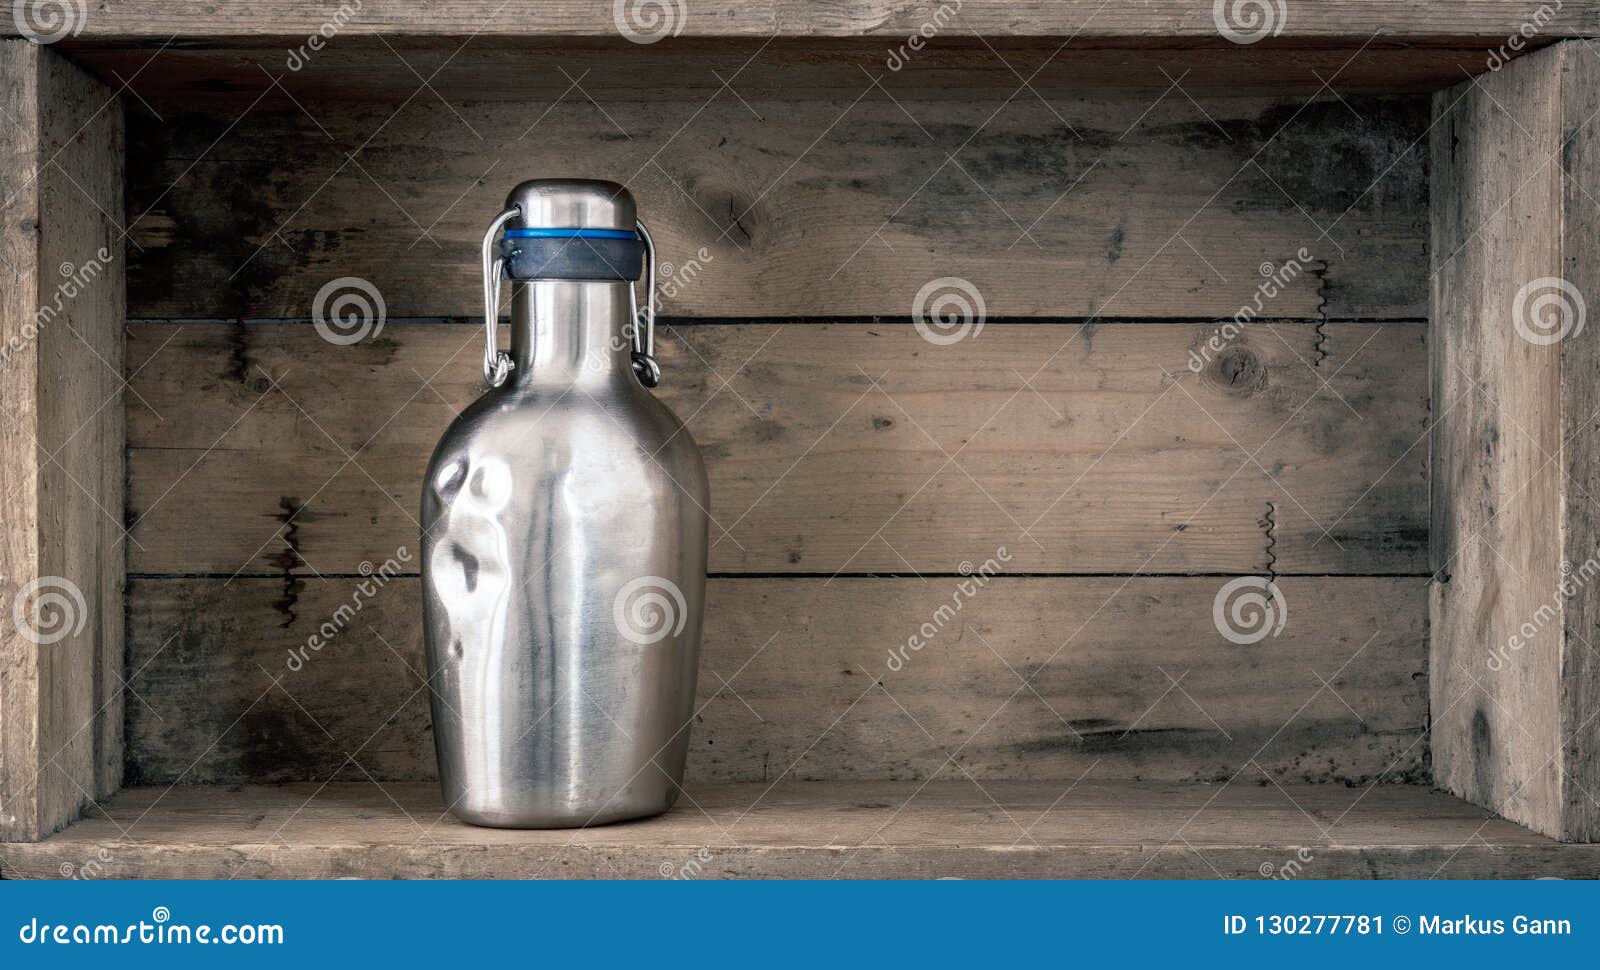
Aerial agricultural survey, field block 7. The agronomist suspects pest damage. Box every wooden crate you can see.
[3,2,1600,879]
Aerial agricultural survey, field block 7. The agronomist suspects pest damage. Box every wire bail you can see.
[481,205,521,387]
[629,220,661,387]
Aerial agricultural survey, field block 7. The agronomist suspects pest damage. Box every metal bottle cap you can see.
[504,179,636,232]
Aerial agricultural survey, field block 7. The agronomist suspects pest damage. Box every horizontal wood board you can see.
[122,577,1428,787]
[64,40,1544,101]
[124,321,1428,576]
[27,1,1600,40]
[121,87,1428,319]
[6,780,1592,880]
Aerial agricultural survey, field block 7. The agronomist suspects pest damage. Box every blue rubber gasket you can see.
[503,227,639,240]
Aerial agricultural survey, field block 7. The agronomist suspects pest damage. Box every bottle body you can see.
[421,280,708,827]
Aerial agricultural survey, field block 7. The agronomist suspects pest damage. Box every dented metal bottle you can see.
[421,180,709,828]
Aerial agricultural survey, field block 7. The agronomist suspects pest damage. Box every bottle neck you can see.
[507,280,635,389]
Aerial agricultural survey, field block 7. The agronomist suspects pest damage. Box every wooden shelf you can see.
[6,781,1599,879]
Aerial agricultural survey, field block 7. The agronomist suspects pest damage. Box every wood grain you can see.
[0,43,124,842]
[124,321,1429,576]
[1558,40,1600,850]
[29,1,1600,41]
[64,38,1532,101]
[121,86,1428,319]
[122,576,1428,787]
[1430,39,1600,842]
[7,780,1594,880]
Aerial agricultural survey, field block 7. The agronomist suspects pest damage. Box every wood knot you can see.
[1204,346,1266,397]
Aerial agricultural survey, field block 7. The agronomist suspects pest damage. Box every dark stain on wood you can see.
[1470,707,1494,801]
[126,109,299,316]
[223,319,250,385]
[237,707,334,783]
[1016,726,1207,754]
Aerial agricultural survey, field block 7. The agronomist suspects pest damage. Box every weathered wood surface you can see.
[0,43,124,843]
[122,577,1427,786]
[65,39,1528,101]
[23,1,1600,41]
[7,780,1595,880]
[124,321,1429,576]
[122,89,1428,319]
[1559,41,1600,850]
[1430,40,1600,842]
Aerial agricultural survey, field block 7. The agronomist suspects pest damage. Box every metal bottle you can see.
[421,180,709,828]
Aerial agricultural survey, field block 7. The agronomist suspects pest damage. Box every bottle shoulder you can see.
[426,382,706,481]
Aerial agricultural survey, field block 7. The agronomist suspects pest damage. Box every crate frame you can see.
[3,4,1600,876]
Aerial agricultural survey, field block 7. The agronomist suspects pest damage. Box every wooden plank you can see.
[121,85,1428,319]
[1430,39,1600,842]
[1559,39,1600,851]
[7,780,1596,880]
[36,40,127,833]
[21,1,1600,41]
[121,576,1428,787]
[124,321,1429,576]
[0,42,124,842]
[63,39,1533,101]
